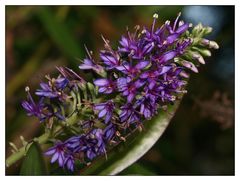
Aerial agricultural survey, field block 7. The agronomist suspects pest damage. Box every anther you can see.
[153,13,158,19]
[25,86,30,92]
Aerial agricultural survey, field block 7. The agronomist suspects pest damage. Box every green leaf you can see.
[36,7,83,65]
[20,142,47,175]
[80,96,183,175]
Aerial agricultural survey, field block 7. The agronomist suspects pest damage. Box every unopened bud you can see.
[192,23,203,35]
[193,52,205,64]
[180,71,190,78]
[209,41,219,49]
[181,60,199,73]
[201,49,212,57]
[204,26,213,34]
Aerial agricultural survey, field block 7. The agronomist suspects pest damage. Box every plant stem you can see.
[6,112,79,167]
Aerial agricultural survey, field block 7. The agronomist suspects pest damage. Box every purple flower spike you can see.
[94,78,115,94]
[22,13,216,172]
[45,141,66,167]
[94,100,115,124]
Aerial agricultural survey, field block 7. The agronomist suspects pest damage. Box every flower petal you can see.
[51,152,59,163]
[99,109,107,118]
[135,61,150,70]
[45,149,56,156]
[159,50,178,63]
[94,79,109,86]
[176,23,189,34]
[166,33,179,44]
[159,66,172,75]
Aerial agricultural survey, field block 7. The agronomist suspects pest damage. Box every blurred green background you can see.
[6,6,234,175]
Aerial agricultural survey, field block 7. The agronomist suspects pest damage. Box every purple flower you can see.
[35,77,69,99]
[21,88,46,121]
[165,13,189,43]
[94,100,115,124]
[175,38,192,54]
[118,35,138,55]
[135,96,158,119]
[140,66,172,89]
[117,77,145,102]
[119,103,140,126]
[94,78,115,94]
[116,60,150,77]
[45,141,66,167]
[66,129,106,160]
[100,51,120,69]
[103,123,117,141]
[118,33,154,59]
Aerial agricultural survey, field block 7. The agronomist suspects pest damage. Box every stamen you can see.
[165,20,170,25]
[152,13,159,35]
[153,13,158,19]
[173,12,182,31]
[141,29,146,34]
[84,44,92,59]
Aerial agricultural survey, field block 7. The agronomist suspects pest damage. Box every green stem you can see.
[6,112,79,167]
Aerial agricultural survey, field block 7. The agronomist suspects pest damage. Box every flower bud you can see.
[204,26,213,34]
[192,52,205,64]
[181,60,199,73]
[201,38,210,46]
[209,41,219,49]
[180,71,190,78]
[192,46,212,57]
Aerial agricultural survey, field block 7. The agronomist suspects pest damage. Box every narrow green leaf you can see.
[81,96,183,175]
[36,7,83,64]
[20,142,47,175]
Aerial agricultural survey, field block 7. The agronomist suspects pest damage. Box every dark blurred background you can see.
[6,6,234,175]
